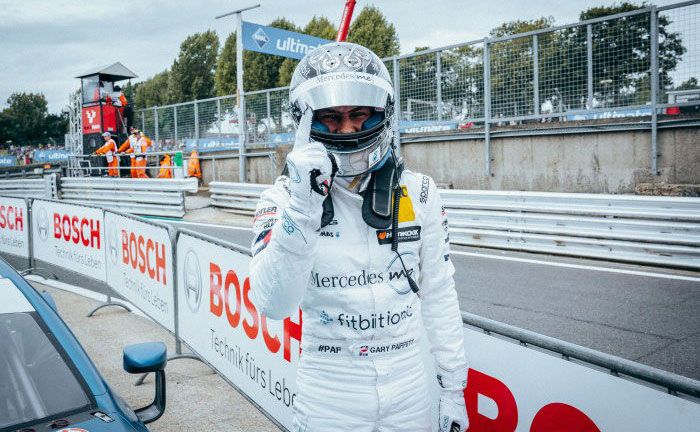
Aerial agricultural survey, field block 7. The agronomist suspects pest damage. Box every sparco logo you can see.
[108,223,119,264]
[37,207,49,241]
[252,28,269,48]
[183,249,202,313]
[419,175,430,204]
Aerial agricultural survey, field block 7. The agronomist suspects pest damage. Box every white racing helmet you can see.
[289,42,395,177]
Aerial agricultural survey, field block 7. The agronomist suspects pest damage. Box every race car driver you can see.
[249,42,469,432]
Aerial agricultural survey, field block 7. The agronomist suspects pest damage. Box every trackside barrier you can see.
[60,177,199,218]
[2,195,698,431]
[208,182,700,269]
[0,196,30,259]
[209,182,267,214]
[0,174,58,199]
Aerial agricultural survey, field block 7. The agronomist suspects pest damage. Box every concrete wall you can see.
[200,126,699,193]
[403,126,700,193]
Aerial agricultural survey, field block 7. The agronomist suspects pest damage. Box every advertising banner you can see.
[176,232,301,429]
[0,155,17,167]
[461,326,700,431]
[0,197,29,258]
[32,149,71,163]
[31,200,106,281]
[173,232,699,430]
[242,21,331,60]
[105,212,175,331]
[82,106,102,134]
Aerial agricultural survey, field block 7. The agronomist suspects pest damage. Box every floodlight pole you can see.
[216,4,260,183]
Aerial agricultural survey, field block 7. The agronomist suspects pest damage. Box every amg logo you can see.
[376,226,421,245]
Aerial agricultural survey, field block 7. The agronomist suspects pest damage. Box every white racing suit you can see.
[250,170,467,431]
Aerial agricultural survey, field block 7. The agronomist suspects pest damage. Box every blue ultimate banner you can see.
[242,21,332,60]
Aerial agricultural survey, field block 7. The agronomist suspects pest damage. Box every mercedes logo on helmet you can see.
[108,224,119,265]
[37,207,49,241]
[183,249,202,313]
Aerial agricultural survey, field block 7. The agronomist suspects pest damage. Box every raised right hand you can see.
[286,108,333,212]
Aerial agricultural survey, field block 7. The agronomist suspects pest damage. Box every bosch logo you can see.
[108,223,119,264]
[37,207,49,241]
[252,28,269,48]
[184,249,202,313]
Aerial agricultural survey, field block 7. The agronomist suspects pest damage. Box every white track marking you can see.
[164,220,252,231]
[451,251,700,282]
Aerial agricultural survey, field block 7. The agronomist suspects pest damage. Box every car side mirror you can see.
[123,342,167,424]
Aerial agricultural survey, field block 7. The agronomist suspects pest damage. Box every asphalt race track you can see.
[164,219,700,380]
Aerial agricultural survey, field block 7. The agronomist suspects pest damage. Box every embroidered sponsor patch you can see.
[376,226,421,245]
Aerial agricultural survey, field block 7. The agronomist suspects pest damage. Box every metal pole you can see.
[436,51,443,122]
[587,24,594,109]
[392,57,401,156]
[174,106,178,145]
[217,98,222,142]
[533,34,540,115]
[194,102,199,139]
[236,12,247,183]
[266,91,271,142]
[650,7,659,175]
[141,111,145,132]
[153,107,159,145]
[213,158,218,182]
[483,40,492,176]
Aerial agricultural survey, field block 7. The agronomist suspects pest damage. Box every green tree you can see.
[215,32,238,96]
[168,30,219,103]
[133,70,171,110]
[543,3,686,110]
[2,93,49,142]
[347,5,400,57]
[277,16,337,86]
[675,77,699,90]
[488,18,553,117]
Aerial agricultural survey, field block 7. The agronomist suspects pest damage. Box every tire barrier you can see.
[1,194,698,431]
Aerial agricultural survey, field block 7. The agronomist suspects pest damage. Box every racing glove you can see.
[283,107,334,237]
[437,365,469,432]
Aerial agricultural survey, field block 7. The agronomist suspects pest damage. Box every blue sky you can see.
[0,0,690,113]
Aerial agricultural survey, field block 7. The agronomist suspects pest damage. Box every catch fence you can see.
[136,1,700,178]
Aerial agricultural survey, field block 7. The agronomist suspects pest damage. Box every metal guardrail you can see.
[0,174,58,199]
[209,182,267,214]
[207,182,700,269]
[461,312,700,398]
[60,177,198,218]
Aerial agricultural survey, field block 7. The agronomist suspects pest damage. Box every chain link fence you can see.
[137,1,699,173]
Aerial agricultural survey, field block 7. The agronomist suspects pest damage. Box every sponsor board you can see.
[176,233,301,429]
[0,197,29,258]
[105,212,175,331]
[0,155,17,166]
[31,200,106,281]
[242,21,331,60]
[454,326,700,431]
[32,149,71,163]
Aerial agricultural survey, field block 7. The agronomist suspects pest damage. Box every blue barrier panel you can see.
[0,155,17,166]
[33,149,71,163]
